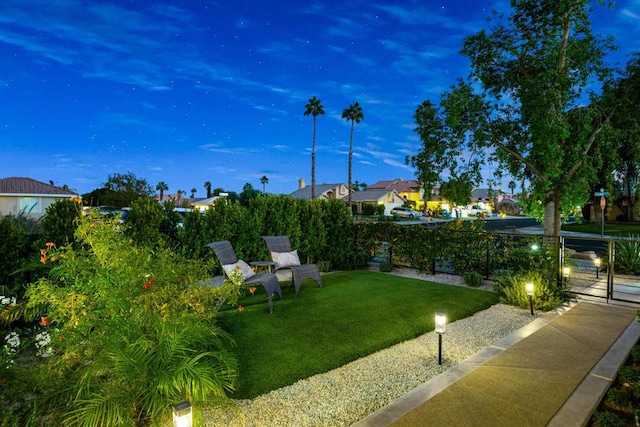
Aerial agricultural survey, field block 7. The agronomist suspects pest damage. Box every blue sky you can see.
[1,1,639,197]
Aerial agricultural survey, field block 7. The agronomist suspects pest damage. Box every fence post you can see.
[485,241,490,280]
[557,236,565,288]
[607,238,614,302]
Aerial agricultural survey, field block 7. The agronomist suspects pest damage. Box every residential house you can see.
[349,189,406,215]
[471,188,515,214]
[191,195,228,212]
[0,177,77,218]
[368,178,446,212]
[290,178,350,201]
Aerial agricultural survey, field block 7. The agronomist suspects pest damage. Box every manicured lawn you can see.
[563,222,640,236]
[217,270,499,399]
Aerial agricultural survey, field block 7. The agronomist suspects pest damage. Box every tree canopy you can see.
[407,0,617,239]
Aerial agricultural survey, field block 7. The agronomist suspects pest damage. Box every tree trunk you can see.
[542,194,562,241]
[311,116,317,200]
[543,191,563,286]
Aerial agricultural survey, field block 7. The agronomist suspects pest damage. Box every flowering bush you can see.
[1,332,19,370]
[2,214,241,426]
[34,331,53,358]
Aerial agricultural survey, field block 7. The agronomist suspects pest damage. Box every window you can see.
[20,197,39,214]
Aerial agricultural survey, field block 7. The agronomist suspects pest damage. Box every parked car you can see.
[391,207,423,218]
[467,205,489,218]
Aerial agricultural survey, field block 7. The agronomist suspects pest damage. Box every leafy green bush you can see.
[606,388,630,408]
[463,271,483,287]
[493,270,568,311]
[317,260,331,272]
[2,215,240,426]
[618,365,640,384]
[39,197,83,246]
[438,220,489,274]
[379,261,393,272]
[124,196,166,246]
[591,410,627,427]
[0,213,36,299]
[362,203,377,216]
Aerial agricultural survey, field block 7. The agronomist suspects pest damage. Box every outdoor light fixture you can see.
[562,266,571,277]
[435,311,446,365]
[172,401,192,427]
[525,282,534,316]
[530,243,539,251]
[594,258,601,279]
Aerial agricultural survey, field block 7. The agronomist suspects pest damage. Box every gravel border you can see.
[204,269,535,426]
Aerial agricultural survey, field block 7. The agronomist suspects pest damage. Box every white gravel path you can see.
[204,269,535,427]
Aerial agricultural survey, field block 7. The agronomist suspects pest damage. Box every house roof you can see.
[350,188,400,202]
[290,183,347,200]
[471,188,505,201]
[0,177,77,196]
[369,178,421,193]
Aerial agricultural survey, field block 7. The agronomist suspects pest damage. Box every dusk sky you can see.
[1,1,639,197]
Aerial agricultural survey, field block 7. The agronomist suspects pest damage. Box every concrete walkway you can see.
[354,299,640,427]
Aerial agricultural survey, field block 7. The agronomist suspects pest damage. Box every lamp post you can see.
[435,311,446,365]
[173,401,192,427]
[525,282,534,316]
[594,258,601,279]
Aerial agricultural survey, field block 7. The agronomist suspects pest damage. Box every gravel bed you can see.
[204,269,535,427]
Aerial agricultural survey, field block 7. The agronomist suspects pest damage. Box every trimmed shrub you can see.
[493,270,568,311]
[463,271,483,287]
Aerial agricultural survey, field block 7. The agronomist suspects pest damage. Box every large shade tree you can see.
[341,101,364,205]
[99,172,155,208]
[407,0,615,241]
[599,54,640,221]
[304,96,325,200]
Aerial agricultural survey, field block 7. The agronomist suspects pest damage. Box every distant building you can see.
[290,178,350,201]
[0,177,77,218]
[349,188,406,215]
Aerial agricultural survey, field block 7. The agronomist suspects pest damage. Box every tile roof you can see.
[290,183,348,200]
[369,178,421,193]
[349,188,400,202]
[0,177,77,196]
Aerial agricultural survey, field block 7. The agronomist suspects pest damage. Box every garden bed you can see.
[590,341,640,426]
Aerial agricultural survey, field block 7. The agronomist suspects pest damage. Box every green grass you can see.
[563,222,640,236]
[217,270,499,399]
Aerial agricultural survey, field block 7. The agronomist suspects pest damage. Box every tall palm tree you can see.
[508,180,516,196]
[190,187,197,198]
[204,181,212,198]
[176,189,184,206]
[341,101,364,205]
[304,96,325,200]
[260,175,269,194]
[156,181,168,202]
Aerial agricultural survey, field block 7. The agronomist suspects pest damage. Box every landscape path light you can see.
[173,401,192,427]
[594,258,601,279]
[525,282,534,316]
[562,266,571,286]
[435,311,446,365]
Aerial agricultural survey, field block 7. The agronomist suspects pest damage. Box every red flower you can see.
[39,316,51,327]
[143,280,154,289]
